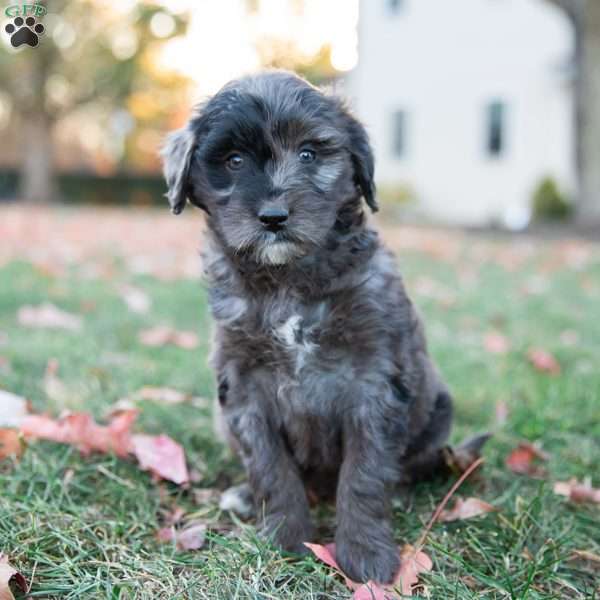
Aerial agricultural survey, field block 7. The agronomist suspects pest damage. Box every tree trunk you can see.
[19,112,56,203]
[577,1,600,224]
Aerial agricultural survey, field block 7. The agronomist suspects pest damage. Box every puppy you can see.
[162,71,453,584]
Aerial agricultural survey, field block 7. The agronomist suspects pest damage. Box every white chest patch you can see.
[274,314,317,374]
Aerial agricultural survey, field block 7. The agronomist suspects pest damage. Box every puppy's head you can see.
[162,70,376,265]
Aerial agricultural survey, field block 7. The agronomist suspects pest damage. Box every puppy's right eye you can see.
[226,153,244,171]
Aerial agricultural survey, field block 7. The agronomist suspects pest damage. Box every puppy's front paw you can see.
[335,529,400,584]
[260,512,314,555]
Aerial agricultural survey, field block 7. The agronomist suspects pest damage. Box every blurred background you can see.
[1,0,598,229]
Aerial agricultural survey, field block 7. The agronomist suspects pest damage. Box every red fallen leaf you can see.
[484,331,510,354]
[156,522,206,550]
[139,326,198,349]
[527,348,560,375]
[0,554,28,600]
[305,542,432,599]
[554,479,600,504]
[505,442,549,477]
[21,410,137,457]
[0,430,22,461]
[17,302,82,331]
[132,434,189,485]
[438,497,497,522]
[20,411,189,485]
[396,545,433,597]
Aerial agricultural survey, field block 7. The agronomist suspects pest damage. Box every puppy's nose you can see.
[258,207,288,228]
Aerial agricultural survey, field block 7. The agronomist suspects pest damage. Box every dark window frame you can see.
[391,109,407,159]
[486,100,506,158]
[385,0,404,16]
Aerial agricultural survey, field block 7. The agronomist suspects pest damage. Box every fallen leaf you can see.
[0,555,27,600]
[20,410,189,485]
[505,442,549,477]
[135,386,190,405]
[0,390,29,428]
[554,478,600,504]
[570,550,600,564]
[438,497,496,522]
[117,284,151,314]
[139,326,198,349]
[527,348,560,375]
[132,434,189,485]
[156,522,206,551]
[443,433,491,476]
[305,542,432,599]
[484,331,510,354]
[397,545,433,597]
[21,410,137,457]
[17,302,82,331]
[0,430,22,461]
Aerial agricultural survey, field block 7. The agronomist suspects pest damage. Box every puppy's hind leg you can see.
[403,390,453,483]
[403,391,490,483]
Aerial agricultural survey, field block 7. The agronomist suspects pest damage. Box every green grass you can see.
[1,207,599,599]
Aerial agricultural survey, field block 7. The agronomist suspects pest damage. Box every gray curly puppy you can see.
[162,70,453,584]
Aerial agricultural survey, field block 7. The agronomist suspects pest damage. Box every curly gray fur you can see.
[162,70,453,584]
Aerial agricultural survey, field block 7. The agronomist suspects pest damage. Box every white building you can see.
[345,0,575,226]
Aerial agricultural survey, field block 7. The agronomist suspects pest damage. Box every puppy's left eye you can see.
[298,149,316,163]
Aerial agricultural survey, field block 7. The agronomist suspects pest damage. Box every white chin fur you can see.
[256,241,301,265]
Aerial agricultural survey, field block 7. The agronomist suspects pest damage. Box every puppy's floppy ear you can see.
[161,126,196,215]
[345,114,378,213]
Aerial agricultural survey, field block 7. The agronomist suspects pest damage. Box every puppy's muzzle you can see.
[259,206,289,232]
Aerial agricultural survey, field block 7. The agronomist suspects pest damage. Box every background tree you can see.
[0,0,190,202]
[546,0,600,224]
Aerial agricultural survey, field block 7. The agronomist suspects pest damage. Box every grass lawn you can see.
[0,205,599,599]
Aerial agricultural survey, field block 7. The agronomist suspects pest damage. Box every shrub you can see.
[532,177,572,221]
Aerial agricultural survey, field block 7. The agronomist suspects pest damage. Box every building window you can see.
[486,101,506,157]
[391,110,406,158]
[386,0,404,15]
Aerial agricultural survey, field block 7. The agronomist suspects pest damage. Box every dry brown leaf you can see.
[438,497,497,522]
[443,433,491,476]
[156,522,207,551]
[484,331,510,354]
[570,550,600,564]
[139,326,198,349]
[17,302,82,331]
[505,442,549,477]
[0,555,27,600]
[0,390,29,428]
[527,348,561,375]
[554,478,600,504]
[0,430,22,461]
